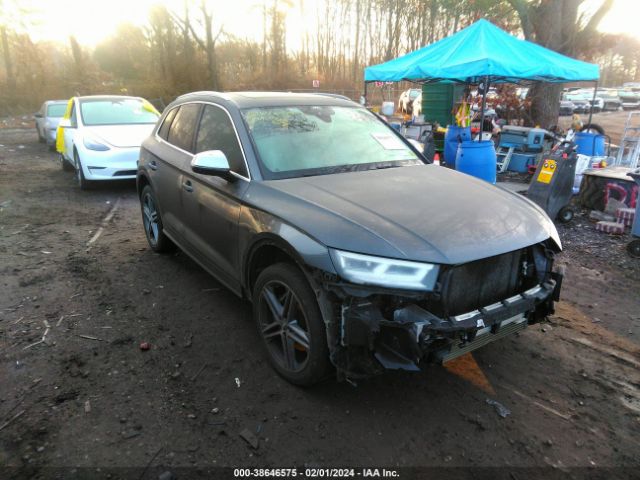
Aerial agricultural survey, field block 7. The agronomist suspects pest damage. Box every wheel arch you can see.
[244,235,306,298]
[242,229,336,300]
[137,172,151,198]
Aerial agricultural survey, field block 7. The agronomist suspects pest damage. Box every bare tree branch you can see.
[581,0,614,34]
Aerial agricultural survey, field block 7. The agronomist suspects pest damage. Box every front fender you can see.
[239,207,336,289]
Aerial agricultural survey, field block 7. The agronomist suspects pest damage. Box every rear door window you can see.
[167,103,201,153]
[158,107,178,140]
[195,104,248,177]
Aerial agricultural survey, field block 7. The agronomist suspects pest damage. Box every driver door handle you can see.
[182,180,194,193]
[148,160,157,171]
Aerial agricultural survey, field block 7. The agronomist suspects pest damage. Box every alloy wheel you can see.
[258,280,311,373]
[142,192,160,247]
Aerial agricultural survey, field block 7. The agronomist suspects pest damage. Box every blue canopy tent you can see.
[364,19,600,131]
[364,19,599,85]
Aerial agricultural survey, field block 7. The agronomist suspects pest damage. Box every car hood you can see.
[84,124,155,148]
[246,164,560,265]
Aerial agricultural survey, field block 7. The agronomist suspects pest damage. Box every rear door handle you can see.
[182,180,194,193]
[148,160,157,171]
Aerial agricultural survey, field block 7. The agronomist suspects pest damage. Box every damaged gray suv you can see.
[137,92,563,385]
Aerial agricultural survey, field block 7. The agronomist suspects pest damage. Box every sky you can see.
[23,0,297,47]
[16,0,640,49]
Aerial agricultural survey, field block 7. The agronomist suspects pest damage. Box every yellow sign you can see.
[537,159,557,184]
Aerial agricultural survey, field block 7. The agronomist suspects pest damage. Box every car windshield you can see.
[80,99,159,126]
[242,105,422,179]
[567,91,590,101]
[47,104,67,117]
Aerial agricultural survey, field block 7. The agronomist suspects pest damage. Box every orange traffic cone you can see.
[433,152,441,166]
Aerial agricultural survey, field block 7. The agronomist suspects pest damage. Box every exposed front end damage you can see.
[313,243,562,380]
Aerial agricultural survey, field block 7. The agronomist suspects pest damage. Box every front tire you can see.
[140,185,175,253]
[74,150,92,190]
[253,263,331,386]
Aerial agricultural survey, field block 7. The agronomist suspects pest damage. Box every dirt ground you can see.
[1,127,639,480]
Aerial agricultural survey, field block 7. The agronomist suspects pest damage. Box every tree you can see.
[268,0,292,76]
[94,24,150,81]
[0,0,34,92]
[173,0,224,90]
[0,24,13,90]
[507,0,614,127]
[148,4,182,92]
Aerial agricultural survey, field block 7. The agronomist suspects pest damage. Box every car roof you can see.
[75,95,144,103]
[44,100,68,105]
[176,91,357,109]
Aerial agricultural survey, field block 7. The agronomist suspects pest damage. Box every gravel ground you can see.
[0,128,639,480]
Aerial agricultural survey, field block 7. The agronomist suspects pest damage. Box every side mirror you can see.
[191,150,234,181]
[59,118,72,128]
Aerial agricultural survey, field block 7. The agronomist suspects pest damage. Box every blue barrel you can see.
[455,140,497,184]
[574,132,605,156]
[444,126,471,167]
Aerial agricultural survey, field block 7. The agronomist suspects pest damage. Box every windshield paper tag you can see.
[371,132,406,150]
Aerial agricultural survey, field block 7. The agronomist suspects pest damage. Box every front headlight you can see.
[83,134,110,151]
[330,249,439,291]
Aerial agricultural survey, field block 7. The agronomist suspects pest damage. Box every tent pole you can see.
[587,80,598,127]
[478,76,489,142]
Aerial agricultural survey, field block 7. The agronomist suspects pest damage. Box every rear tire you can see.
[140,185,175,253]
[253,263,331,386]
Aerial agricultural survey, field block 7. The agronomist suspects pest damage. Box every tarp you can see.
[56,98,73,154]
[364,19,599,84]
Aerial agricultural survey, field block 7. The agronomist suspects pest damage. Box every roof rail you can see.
[176,91,226,100]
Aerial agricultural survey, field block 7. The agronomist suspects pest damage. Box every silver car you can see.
[35,100,67,149]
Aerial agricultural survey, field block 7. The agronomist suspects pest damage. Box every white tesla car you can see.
[57,95,160,189]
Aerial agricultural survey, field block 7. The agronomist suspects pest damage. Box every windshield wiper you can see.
[372,164,401,170]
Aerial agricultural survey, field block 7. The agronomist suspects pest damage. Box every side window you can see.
[167,103,200,153]
[70,102,77,127]
[195,105,247,177]
[157,107,178,140]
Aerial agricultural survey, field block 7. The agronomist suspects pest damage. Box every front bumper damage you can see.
[314,247,563,380]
